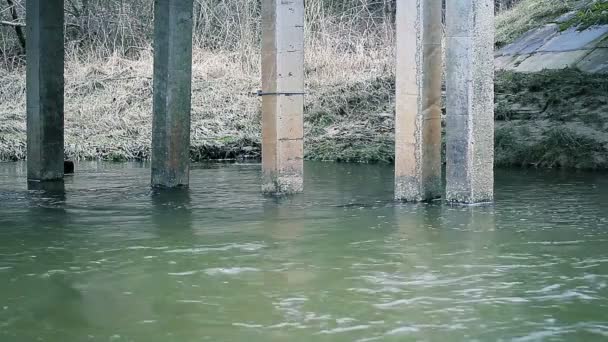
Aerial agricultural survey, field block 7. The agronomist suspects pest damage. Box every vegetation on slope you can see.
[495,70,608,169]
[1,0,607,169]
[495,0,579,47]
[559,1,608,31]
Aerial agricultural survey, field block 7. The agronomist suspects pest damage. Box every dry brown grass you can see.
[0,32,395,161]
[0,0,400,162]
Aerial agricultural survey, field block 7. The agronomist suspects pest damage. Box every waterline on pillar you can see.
[394,176,442,203]
[261,171,304,196]
[446,199,495,207]
[27,179,65,193]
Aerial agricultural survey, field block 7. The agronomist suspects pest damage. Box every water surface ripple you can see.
[0,162,607,341]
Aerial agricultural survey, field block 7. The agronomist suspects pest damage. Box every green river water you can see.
[0,161,607,341]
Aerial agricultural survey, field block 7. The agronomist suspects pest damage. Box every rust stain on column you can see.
[394,0,443,202]
[261,0,304,195]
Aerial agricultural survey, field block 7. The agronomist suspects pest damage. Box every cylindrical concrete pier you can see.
[151,0,194,188]
[261,0,305,195]
[445,0,495,204]
[26,0,65,182]
[394,0,443,202]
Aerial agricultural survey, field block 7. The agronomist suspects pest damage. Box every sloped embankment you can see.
[493,0,608,169]
[495,70,608,169]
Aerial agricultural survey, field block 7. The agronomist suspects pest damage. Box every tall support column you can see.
[152,0,194,188]
[445,0,495,204]
[394,0,443,201]
[26,0,64,182]
[261,0,305,195]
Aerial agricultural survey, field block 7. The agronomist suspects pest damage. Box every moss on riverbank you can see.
[495,0,578,48]
[494,69,608,169]
[559,1,608,31]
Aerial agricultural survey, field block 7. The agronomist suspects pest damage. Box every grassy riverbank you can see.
[1,0,607,169]
[495,70,608,169]
[0,43,395,162]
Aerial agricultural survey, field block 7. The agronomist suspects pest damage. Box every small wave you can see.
[176,300,205,304]
[127,246,169,250]
[336,318,357,324]
[526,240,585,245]
[318,325,370,334]
[533,290,595,301]
[573,258,608,266]
[305,313,332,322]
[279,297,308,303]
[496,255,535,260]
[166,243,266,254]
[233,323,263,328]
[374,297,453,309]
[385,326,420,335]
[347,287,403,294]
[168,271,198,276]
[526,284,561,294]
[204,267,259,276]
[512,328,571,342]
[41,269,68,278]
[349,240,378,246]
[582,323,608,336]
[457,297,529,304]
[267,322,305,329]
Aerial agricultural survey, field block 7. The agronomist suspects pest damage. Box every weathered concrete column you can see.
[394,0,443,202]
[445,0,495,203]
[26,0,64,182]
[261,0,305,195]
[152,0,194,188]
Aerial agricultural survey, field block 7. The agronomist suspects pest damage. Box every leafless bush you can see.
[0,0,397,70]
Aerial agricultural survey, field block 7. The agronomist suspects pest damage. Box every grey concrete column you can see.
[152,0,194,188]
[26,0,64,182]
[261,0,304,195]
[445,0,495,203]
[394,0,443,202]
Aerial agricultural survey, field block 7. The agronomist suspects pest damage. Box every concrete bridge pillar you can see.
[151,0,194,188]
[261,0,305,195]
[26,0,64,182]
[394,0,443,201]
[446,0,495,203]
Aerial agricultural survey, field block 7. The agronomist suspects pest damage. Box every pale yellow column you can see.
[394,0,443,202]
[261,0,305,195]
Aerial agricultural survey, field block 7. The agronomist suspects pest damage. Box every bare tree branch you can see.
[5,0,26,51]
[0,20,24,27]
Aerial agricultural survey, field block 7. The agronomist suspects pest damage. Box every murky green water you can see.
[0,161,607,341]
